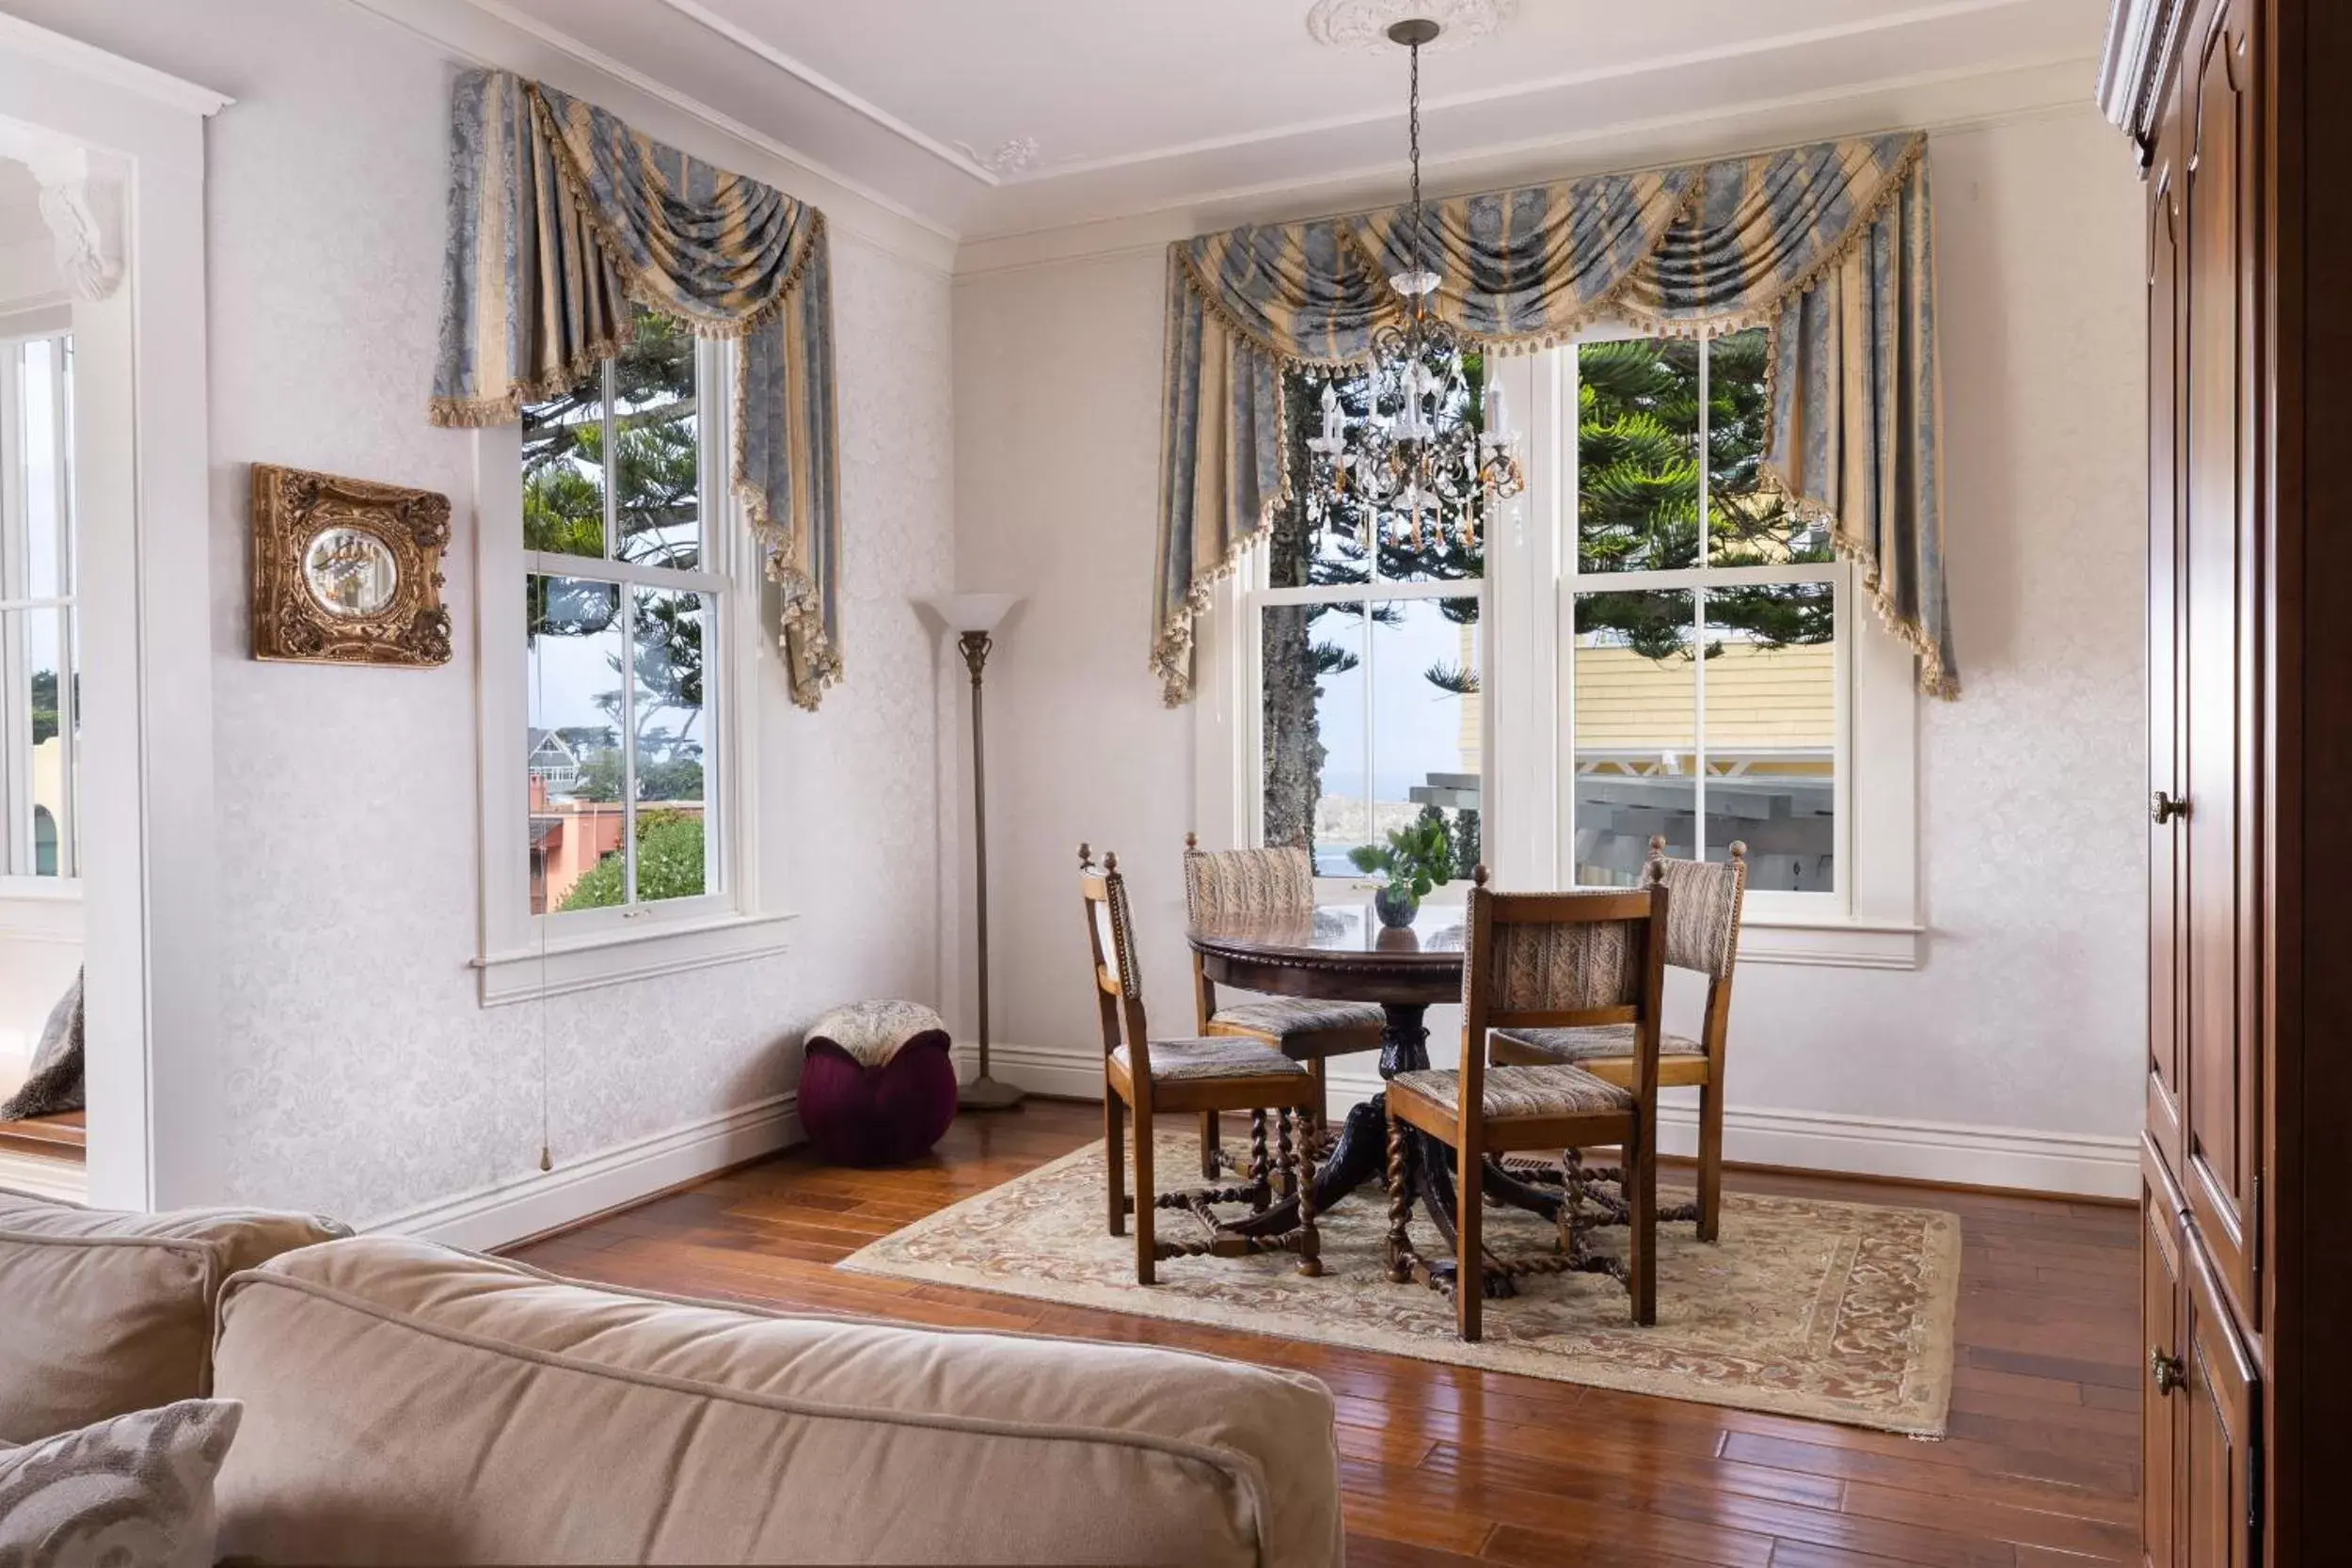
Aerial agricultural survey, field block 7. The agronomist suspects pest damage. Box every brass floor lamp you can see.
[924,594,1023,1110]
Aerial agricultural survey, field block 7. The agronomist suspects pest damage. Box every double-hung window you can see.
[519,309,728,928]
[1561,327,1844,904]
[1250,362,1489,888]
[0,328,77,883]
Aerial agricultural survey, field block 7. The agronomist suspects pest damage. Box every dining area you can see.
[1074,833,1748,1343]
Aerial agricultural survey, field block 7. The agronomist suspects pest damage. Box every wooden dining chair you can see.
[1080,846,1324,1285]
[1386,870,1667,1339]
[1490,837,1746,1241]
[1182,836,1385,1178]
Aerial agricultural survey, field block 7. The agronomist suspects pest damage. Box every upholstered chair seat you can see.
[1491,1023,1708,1082]
[1390,1063,1634,1121]
[1112,1038,1313,1084]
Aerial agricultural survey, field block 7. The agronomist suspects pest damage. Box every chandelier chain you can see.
[1407,36,1422,291]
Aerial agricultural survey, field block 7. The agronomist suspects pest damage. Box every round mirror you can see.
[303,527,400,619]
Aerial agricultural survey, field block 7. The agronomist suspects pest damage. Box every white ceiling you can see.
[478,0,2112,245]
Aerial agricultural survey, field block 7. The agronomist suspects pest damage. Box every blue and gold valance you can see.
[431,71,842,709]
[1155,132,1955,703]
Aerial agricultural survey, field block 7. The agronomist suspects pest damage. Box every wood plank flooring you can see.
[507,1100,2142,1567]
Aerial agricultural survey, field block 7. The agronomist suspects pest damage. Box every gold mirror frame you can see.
[250,464,453,667]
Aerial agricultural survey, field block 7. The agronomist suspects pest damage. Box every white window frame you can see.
[473,336,793,1005]
[1195,333,1921,969]
[0,321,78,892]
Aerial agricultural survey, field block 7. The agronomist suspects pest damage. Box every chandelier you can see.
[1306,17,1523,553]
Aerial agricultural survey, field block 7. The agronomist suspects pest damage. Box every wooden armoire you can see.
[2101,2,2351,1563]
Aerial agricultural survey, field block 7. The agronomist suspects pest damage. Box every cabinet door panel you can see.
[2141,1162,2185,1568]
[2183,1229,2259,1568]
[2179,0,2262,1317]
[2146,119,2186,1174]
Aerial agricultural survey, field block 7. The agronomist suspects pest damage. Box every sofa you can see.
[0,1192,1345,1565]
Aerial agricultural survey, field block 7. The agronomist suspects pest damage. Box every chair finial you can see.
[1648,833,1668,855]
[1078,842,1093,870]
[1729,840,1748,863]
[1473,863,1490,888]
[1104,849,1120,874]
[1184,831,1198,852]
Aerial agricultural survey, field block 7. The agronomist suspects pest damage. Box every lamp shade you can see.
[920,593,1021,634]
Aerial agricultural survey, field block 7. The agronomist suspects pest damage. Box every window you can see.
[1217,323,1918,965]
[1254,361,1489,884]
[1563,328,1842,896]
[520,310,726,927]
[0,330,77,882]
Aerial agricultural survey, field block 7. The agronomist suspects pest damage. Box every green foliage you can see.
[1575,329,1833,659]
[557,810,706,911]
[1347,814,1457,900]
[569,752,704,805]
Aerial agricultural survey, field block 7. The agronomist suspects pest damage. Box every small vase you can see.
[1374,886,1419,929]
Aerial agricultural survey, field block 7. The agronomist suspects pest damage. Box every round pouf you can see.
[799,1001,958,1166]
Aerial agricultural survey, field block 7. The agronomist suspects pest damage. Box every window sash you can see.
[1554,331,1849,908]
[530,332,728,930]
[0,334,77,882]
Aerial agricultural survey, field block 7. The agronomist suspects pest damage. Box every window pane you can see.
[527,577,624,913]
[630,586,710,903]
[1707,327,1832,566]
[1288,367,1372,586]
[1577,337,1699,574]
[1369,596,1482,882]
[613,313,700,571]
[23,610,64,878]
[522,375,608,560]
[20,339,63,600]
[1704,581,1836,890]
[1263,600,1363,877]
[1572,588,1695,882]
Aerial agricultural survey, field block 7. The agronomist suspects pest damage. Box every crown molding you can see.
[0,11,230,117]
[953,54,2106,277]
[342,0,959,274]
[646,0,1001,186]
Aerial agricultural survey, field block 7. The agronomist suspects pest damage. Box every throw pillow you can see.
[1,969,83,1121]
[0,1399,241,1568]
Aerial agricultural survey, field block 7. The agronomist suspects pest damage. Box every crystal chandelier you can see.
[1306,17,1523,552]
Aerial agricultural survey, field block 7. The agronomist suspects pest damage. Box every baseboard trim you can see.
[962,1041,2137,1200]
[0,1147,87,1204]
[365,1094,803,1253]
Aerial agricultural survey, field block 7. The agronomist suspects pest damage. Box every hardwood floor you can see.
[507,1100,2141,1567]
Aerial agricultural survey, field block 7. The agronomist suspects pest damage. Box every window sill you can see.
[474,910,799,1006]
[0,884,83,944]
[1740,916,1922,971]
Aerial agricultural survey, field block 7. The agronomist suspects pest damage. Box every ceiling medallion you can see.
[1304,0,1518,52]
[954,135,1041,178]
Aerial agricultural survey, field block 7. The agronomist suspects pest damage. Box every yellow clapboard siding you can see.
[1573,641,1833,754]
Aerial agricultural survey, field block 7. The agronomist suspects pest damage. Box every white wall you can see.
[950,106,2149,1194]
[0,0,954,1229]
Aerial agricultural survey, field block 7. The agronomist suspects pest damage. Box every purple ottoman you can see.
[799,1001,958,1167]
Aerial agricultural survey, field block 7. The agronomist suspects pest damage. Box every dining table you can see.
[1186,899,1570,1297]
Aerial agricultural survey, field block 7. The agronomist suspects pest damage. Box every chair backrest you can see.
[1078,845,1152,1074]
[1181,837,1315,923]
[1643,835,1749,980]
[1460,870,1668,1127]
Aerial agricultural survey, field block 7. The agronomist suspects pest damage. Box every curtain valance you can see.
[431,70,843,708]
[1154,130,1955,705]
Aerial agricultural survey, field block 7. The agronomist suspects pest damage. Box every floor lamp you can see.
[924,594,1024,1110]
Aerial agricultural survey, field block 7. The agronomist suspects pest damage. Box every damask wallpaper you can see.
[56,0,957,1225]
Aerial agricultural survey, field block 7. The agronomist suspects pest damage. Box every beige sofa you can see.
[2,1195,1344,1566]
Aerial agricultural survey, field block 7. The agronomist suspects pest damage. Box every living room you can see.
[1,1,2341,1563]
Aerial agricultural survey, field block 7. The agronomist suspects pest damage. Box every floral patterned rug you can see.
[838,1131,1962,1434]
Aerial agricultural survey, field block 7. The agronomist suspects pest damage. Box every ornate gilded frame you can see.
[249,463,453,667]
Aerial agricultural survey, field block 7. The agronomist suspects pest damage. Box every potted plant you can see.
[1349,816,1456,928]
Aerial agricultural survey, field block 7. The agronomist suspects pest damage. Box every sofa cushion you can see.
[0,1398,243,1568]
[0,1193,345,1443]
[214,1236,1342,1567]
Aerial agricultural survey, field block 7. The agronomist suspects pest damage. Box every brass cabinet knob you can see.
[2151,790,2191,825]
[2150,1344,2186,1395]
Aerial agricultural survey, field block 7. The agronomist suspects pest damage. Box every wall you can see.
[950,106,2150,1194]
[0,0,954,1230]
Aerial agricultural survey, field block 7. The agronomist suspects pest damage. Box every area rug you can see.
[839,1131,1962,1435]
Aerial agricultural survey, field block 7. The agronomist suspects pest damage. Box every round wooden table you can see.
[1187,901,1564,1295]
